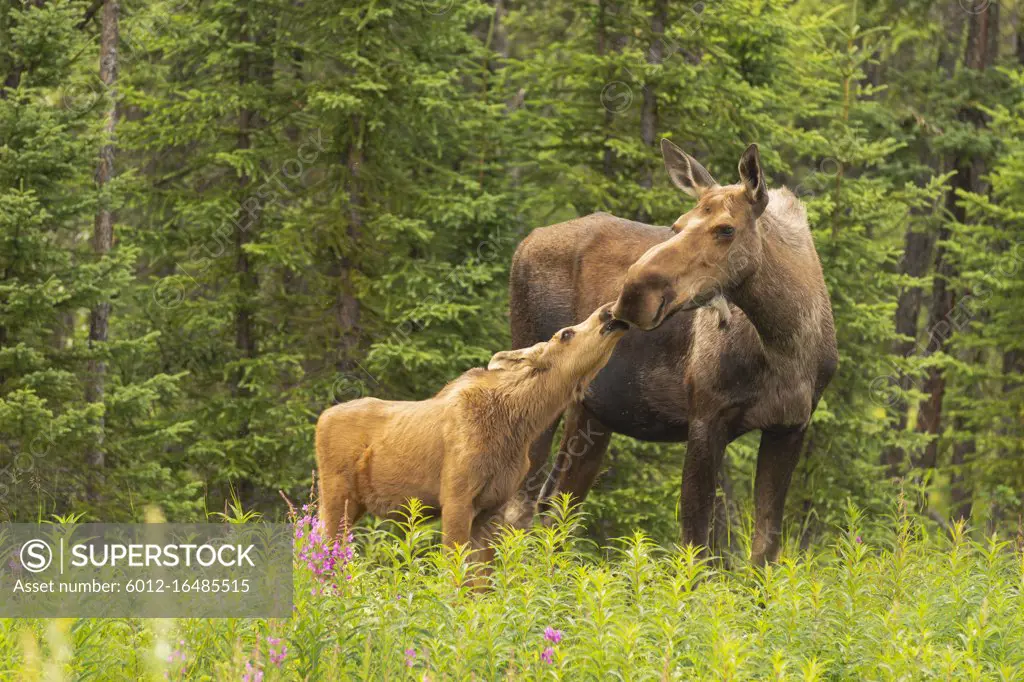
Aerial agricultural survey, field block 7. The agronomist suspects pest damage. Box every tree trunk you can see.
[1,0,48,99]
[84,0,119,483]
[637,0,666,219]
[914,1,996,474]
[912,161,963,470]
[995,349,1024,525]
[597,0,618,180]
[1,66,23,100]
[882,221,933,476]
[233,7,269,387]
[235,122,258,382]
[230,8,274,507]
[949,417,974,522]
[335,116,363,359]
[949,340,987,521]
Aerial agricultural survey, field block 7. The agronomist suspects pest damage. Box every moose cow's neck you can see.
[729,227,824,356]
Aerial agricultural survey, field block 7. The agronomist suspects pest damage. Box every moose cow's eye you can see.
[560,329,575,342]
[715,225,735,238]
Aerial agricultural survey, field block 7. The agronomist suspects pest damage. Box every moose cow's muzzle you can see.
[612,275,676,331]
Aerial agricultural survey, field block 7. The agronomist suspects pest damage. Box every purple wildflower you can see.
[405,648,417,667]
[541,647,555,665]
[242,661,264,682]
[165,644,188,677]
[543,627,563,645]
[294,510,355,580]
[267,637,287,666]
[855,535,863,544]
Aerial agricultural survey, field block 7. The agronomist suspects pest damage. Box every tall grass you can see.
[3,496,1023,680]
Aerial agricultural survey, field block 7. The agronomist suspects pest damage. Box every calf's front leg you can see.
[441,498,475,548]
[469,507,501,564]
[465,507,504,590]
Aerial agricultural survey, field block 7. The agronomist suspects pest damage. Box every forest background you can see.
[2,0,1023,548]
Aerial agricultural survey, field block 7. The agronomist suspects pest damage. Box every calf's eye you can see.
[560,329,575,342]
[716,225,735,238]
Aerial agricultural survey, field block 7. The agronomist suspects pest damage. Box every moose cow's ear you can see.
[662,139,717,199]
[738,143,768,217]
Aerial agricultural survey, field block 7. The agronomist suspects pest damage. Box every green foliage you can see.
[2,0,1023,548]
[946,68,1024,525]
[0,0,187,520]
[4,502,1024,679]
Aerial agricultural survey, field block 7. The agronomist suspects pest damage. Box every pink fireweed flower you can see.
[405,648,417,667]
[541,647,555,665]
[266,636,288,666]
[165,644,187,676]
[294,512,355,583]
[242,661,264,682]
[543,627,563,645]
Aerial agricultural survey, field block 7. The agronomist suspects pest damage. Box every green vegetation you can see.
[2,0,1022,539]
[3,0,1024,677]
[3,499,1024,679]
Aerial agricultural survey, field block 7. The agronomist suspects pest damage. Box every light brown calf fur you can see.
[315,304,628,562]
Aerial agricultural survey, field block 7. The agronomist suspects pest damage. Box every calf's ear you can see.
[738,143,768,217]
[488,350,522,371]
[662,139,717,198]
[488,342,548,371]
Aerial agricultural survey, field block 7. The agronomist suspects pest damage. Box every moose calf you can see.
[315,304,629,563]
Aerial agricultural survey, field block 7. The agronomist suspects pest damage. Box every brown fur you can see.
[315,305,627,564]
[506,141,838,565]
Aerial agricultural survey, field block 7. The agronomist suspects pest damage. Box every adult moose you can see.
[505,140,837,564]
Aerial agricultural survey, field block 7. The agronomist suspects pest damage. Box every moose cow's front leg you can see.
[750,427,805,565]
[680,418,729,552]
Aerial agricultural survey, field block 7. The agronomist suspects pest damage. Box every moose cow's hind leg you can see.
[541,403,612,514]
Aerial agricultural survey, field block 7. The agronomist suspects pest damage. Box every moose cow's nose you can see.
[613,273,674,330]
